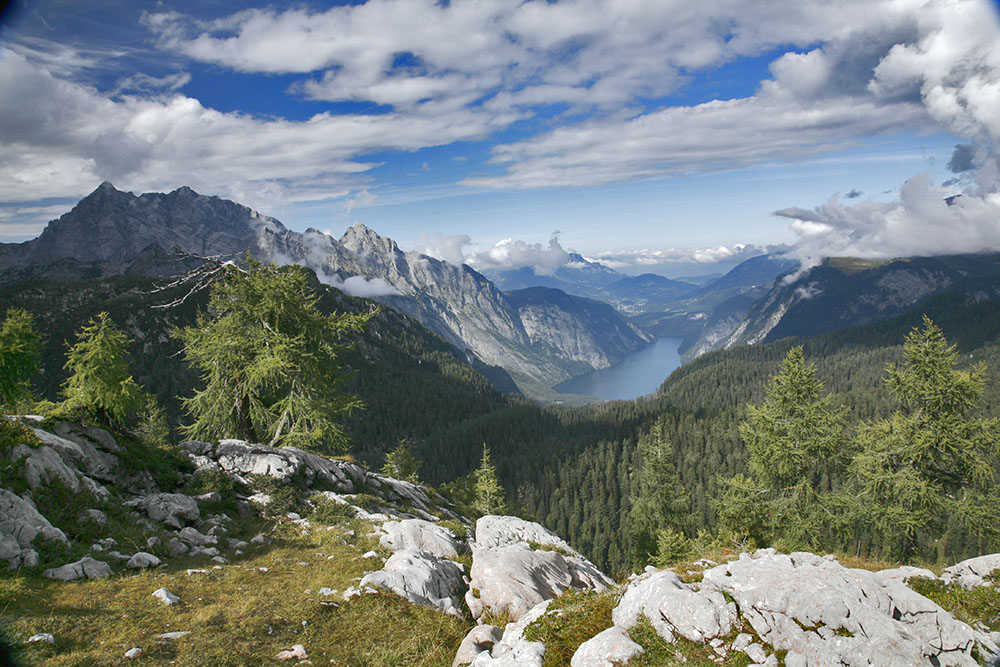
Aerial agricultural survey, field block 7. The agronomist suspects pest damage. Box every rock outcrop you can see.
[360,549,467,617]
[378,518,464,558]
[465,516,613,622]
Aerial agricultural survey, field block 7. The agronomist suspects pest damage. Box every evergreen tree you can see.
[0,308,41,410]
[59,312,149,425]
[850,317,1000,559]
[174,260,370,453]
[382,440,420,482]
[474,444,505,516]
[627,418,689,567]
[717,346,846,549]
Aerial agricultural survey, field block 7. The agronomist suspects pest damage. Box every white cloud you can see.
[0,203,73,241]
[0,47,512,213]
[329,275,401,298]
[777,173,1000,274]
[592,244,774,270]
[467,233,570,275]
[774,0,1000,272]
[416,233,473,267]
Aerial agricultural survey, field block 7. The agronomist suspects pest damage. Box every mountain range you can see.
[0,183,650,397]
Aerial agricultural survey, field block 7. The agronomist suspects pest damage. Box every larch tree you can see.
[474,444,505,516]
[717,346,847,550]
[0,308,41,410]
[59,312,150,426]
[627,418,690,567]
[850,317,1000,559]
[174,259,370,453]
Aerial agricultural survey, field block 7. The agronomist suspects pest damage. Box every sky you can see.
[1,0,998,278]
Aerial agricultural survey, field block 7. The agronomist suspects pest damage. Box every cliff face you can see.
[718,254,1000,352]
[0,183,652,393]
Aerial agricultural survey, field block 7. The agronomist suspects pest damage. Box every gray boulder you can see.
[570,626,644,667]
[43,555,112,581]
[0,488,68,567]
[77,509,107,526]
[474,515,574,552]
[465,516,613,622]
[453,625,503,667]
[126,552,161,569]
[127,493,200,529]
[152,587,180,605]
[360,548,467,617]
[379,519,463,558]
[612,569,737,643]
[32,425,117,481]
[876,565,939,584]
[701,549,995,666]
[471,600,549,666]
[942,554,1000,590]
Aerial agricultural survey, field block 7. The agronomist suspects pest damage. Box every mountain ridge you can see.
[0,183,650,396]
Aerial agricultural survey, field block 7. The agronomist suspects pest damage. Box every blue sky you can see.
[1,0,998,277]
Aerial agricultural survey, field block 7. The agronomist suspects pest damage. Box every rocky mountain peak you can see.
[341,221,400,256]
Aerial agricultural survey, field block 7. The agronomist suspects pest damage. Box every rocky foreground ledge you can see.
[3,418,1000,665]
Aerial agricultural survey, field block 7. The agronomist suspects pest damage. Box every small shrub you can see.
[0,418,41,449]
[310,494,356,523]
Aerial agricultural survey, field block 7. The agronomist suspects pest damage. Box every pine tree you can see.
[382,440,421,482]
[474,444,505,516]
[59,312,149,425]
[717,346,846,550]
[627,418,690,567]
[0,308,41,410]
[174,260,370,453]
[850,317,1000,559]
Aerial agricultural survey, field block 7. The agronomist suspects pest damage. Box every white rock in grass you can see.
[361,549,467,617]
[124,647,144,659]
[612,569,736,643]
[453,625,502,667]
[126,552,161,569]
[379,518,462,558]
[27,633,54,644]
[42,556,112,581]
[942,554,1000,590]
[156,631,191,640]
[276,644,308,660]
[570,626,644,667]
[472,600,550,667]
[152,587,180,606]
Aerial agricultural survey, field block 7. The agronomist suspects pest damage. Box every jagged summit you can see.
[341,221,400,256]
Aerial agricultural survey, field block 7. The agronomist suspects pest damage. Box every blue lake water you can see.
[555,337,684,401]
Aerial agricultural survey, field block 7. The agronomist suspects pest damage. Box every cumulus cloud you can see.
[777,173,1000,275]
[845,189,863,199]
[0,47,512,211]
[416,232,473,267]
[467,233,570,275]
[775,0,1000,274]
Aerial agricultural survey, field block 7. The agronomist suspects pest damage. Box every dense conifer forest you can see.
[4,271,1000,578]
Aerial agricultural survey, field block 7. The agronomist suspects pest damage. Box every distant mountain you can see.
[0,183,648,396]
[719,254,1000,351]
[504,286,652,374]
[631,254,799,355]
[481,252,624,293]
[482,253,697,315]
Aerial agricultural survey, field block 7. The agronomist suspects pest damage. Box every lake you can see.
[555,336,684,401]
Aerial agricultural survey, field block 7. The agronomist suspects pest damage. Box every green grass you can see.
[908,574,1000,632]
[626,618,753,666]
[522,589,618,667]
[1,517,468,666]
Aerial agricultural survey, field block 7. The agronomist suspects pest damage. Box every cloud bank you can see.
[775,0,1000,272]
